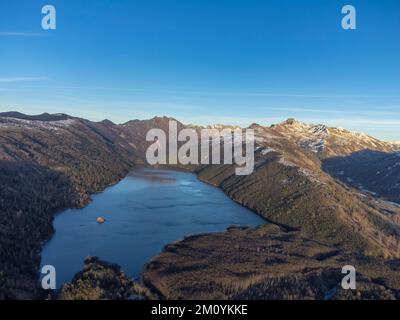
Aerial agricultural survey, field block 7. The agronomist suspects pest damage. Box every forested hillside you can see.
[0,114,139,298]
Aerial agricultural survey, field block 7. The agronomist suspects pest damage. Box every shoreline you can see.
[38,163,400,299]
[39,165,266,294]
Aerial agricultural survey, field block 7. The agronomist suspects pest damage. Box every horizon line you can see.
[1,109,399,144]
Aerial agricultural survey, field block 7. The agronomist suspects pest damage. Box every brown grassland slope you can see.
[0,113,399,299]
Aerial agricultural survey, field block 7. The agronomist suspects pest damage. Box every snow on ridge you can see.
[0,117,76,130]
[278,156,296,167]
[207,124,241,130]
[275,120,331,153]
[261,147,276,155]
[388,162,400,171]
[333,127,379,143]
[245,119,393,150]
[309,124,329,137]
[299,138,325,153]
[278,155,323,184]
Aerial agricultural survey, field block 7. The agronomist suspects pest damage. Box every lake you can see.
[40,167,265,288]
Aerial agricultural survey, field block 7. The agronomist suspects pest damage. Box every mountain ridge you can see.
[2,111,399,145]
[0,110,399,299]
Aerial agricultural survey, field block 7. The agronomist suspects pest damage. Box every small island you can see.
[96,217,106,224]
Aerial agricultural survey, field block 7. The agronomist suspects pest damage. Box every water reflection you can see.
[41,167,265,288]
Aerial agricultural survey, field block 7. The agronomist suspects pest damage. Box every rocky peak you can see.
[249,123,263,130]
[100,119,115,126]
[279,118,304,127]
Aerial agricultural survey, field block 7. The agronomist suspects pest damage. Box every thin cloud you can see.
[333,118,400,126]
[178,115,284,127]
[0,32,44,37]
[261,106,400,117]
[13,85,400,99]
[0,77,48,83]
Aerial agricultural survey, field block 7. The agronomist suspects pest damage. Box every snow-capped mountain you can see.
[252,118,398,157]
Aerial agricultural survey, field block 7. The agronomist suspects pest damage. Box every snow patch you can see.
[0,117,76,130]
[261,147,276,155]
[299,138,325,153]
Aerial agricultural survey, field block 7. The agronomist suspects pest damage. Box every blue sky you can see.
[0,0,399,140]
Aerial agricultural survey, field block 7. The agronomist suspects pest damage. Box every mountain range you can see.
[0,111,399,299]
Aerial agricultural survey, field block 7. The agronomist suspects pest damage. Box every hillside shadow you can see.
[321,149,400,204]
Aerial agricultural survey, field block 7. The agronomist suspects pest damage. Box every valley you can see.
[0,112,399,300]
[40,167,264,288]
